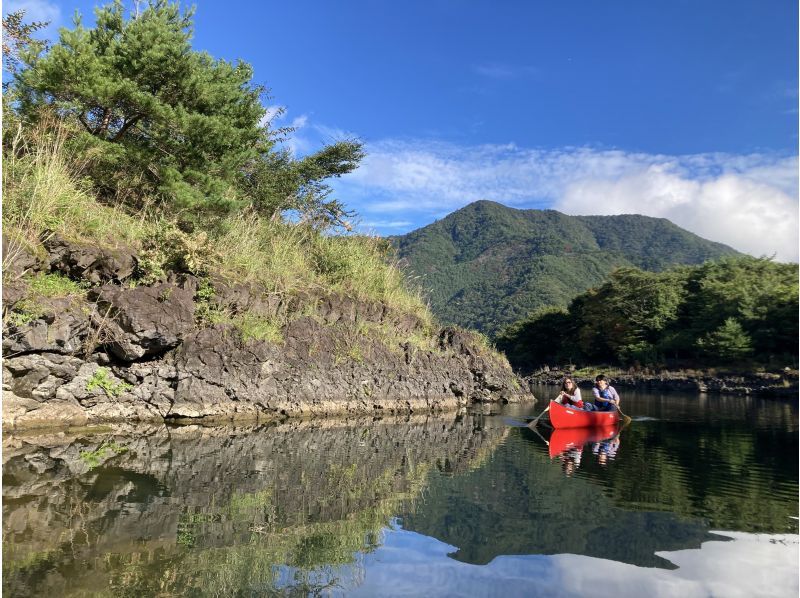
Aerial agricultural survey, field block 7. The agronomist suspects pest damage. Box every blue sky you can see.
[6,0,799,259]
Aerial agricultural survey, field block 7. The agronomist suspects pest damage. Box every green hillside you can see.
[391,200,741,335]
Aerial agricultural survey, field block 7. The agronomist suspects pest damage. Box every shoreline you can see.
[524,367,798,397]
[1,390,534,432]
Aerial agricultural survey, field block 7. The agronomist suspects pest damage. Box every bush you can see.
[696,318,754,361]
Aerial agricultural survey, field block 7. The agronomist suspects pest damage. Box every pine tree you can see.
[696,318,753,361]
[12,0,362,228]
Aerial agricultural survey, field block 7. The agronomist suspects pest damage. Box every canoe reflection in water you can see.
[548,426,621,475]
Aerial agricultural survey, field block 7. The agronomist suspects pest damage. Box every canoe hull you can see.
[548,400,620,429]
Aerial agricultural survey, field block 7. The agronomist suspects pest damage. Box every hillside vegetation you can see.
[2,2,433,343]
[392,200,741,335]
[496,258,799,371]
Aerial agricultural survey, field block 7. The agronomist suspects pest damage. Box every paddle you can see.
[528,424,550,446]
[616,403,632,425]
[529,397,557,427]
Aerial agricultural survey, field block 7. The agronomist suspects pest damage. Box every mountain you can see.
[391,200,742,335]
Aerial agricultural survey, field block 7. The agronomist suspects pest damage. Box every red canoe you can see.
[548,400,620,429]
[548,425,618,458]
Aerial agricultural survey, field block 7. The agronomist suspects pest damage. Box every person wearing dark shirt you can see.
[592,374,621,412]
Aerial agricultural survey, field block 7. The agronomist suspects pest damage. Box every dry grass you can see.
[211,212,432,323]
[3,120,434,326]
[2,119,148,269]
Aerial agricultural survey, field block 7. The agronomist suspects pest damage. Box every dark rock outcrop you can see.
[2,235,42,309]
[2,234,44,277]
[43,234,136,284]
[3,236,530,429]
[88,282,196,361]
[2,297,93,356]
[2,353,90,427]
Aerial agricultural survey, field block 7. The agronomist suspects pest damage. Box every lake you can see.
[3,386,798,597]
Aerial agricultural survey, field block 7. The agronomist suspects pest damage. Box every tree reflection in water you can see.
[3,392,798,596]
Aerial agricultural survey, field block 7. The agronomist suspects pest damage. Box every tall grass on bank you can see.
[2,121,148,267]
[311,232,431,320]
[2,120,432,323]
[201,212,432,323]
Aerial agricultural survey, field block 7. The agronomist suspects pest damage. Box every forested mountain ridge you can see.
[391,201,742,335]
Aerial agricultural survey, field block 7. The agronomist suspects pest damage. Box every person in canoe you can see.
[592,375,621,411]
[556,377,596,411]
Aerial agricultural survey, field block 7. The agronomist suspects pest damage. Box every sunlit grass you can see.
[3,120,436,330]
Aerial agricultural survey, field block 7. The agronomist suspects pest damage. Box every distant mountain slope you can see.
[391,201,741,335]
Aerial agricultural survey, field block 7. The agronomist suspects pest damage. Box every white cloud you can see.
[260,108,312,155]
[290,115,308,129]
[357,219,413,232]
[259,107,307,130]
[313,123,358,141]
[558,165,798,261]
[258,105,285,128]
[332,140,798,261]
[278,120,360,158]
[348,527,798,597]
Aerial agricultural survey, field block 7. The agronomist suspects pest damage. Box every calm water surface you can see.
[3,386,798,597]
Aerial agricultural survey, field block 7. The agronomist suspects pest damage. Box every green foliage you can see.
[1,124,431,330]
[11,0,363,229]
[15,1,263,218]
[393,200,741,335]
[78,439,128,469]
[211,214,431,321]
[3,5,436,335]
[137,223,214,282]
[2,5,443,352]
[86,367,134,397]
[573,267,687,363]
[2,9,49,75]
[232,312,284,344]
[495,306,574,367]
[246,140,364,228]
[499,256,798,370]
[2,120,149,254]
[192,279,227,326]
[4,304,42,327]
[28,271,88,297]
[193,278,284,344]
[696,318,754,361]
[4,272,88,327]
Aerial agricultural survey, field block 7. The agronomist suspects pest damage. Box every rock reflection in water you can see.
[4,394,797,596]
[2,413,505,597]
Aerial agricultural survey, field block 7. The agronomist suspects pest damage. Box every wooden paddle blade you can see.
[528,403,550,428]
[617,408,633,428]
[530,404,551,427]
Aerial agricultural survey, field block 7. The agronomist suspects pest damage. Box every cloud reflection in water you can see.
[347,526,798,598]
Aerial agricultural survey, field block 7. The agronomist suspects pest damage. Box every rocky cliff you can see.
[3,235,529,429]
